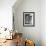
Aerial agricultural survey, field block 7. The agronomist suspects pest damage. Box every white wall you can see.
[0,0,16,30]
[41,0,46,46]
[13,0,41,46]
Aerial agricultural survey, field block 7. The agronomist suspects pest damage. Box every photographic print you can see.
[23,12,35,27]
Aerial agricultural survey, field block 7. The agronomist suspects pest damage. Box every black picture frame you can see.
[23,12,35,27]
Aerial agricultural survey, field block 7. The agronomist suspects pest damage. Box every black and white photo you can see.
[23,12,35,27]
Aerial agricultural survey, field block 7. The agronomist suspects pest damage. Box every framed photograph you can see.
[13,13,15,31]
[23,12,35,27]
